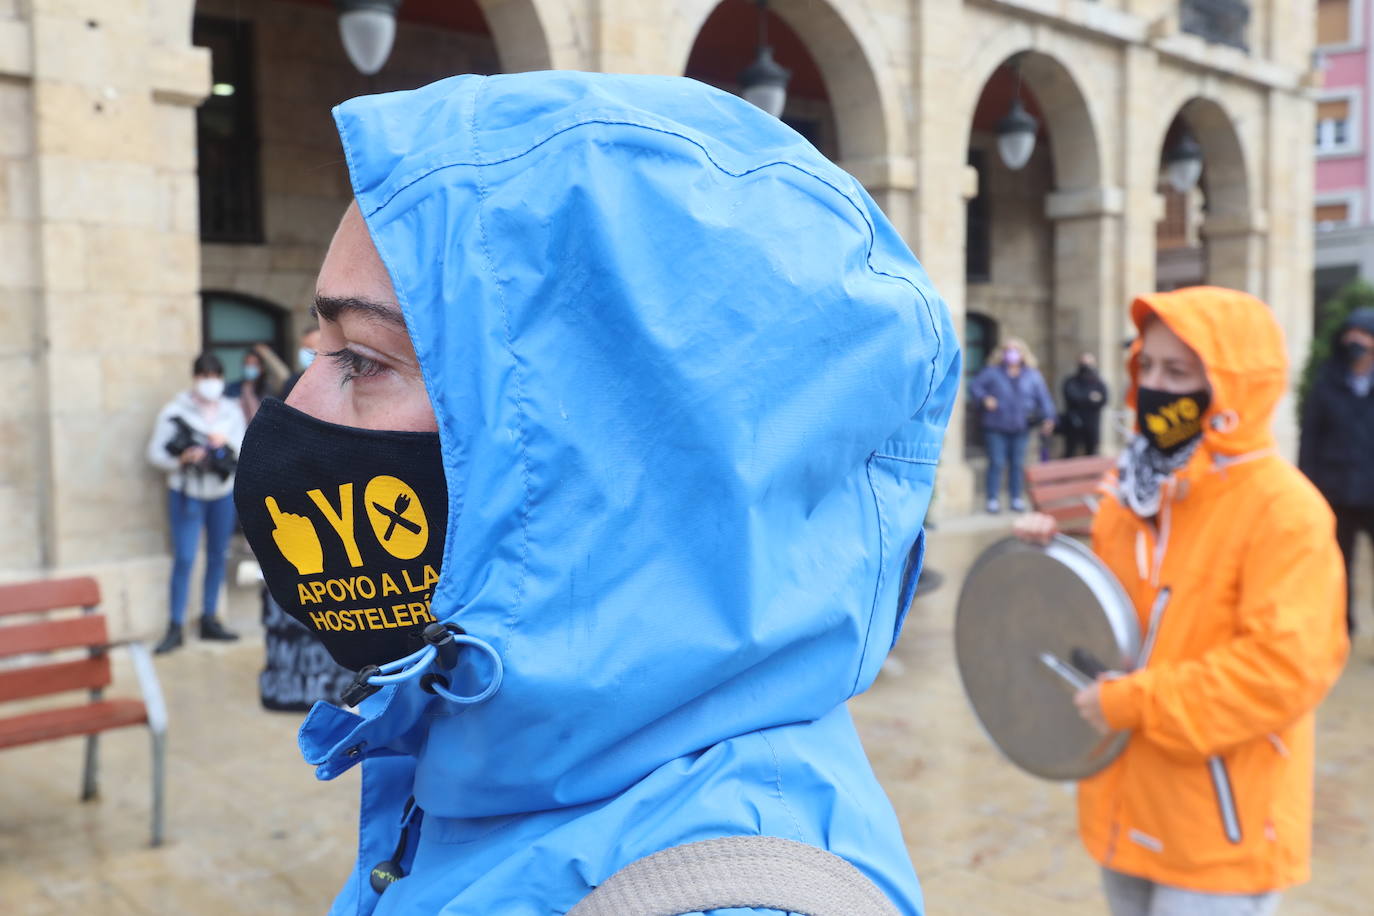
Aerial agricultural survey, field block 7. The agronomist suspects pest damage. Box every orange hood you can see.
[1128,287,1288,457]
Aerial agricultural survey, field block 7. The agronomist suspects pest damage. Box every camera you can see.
[164,417,237,481]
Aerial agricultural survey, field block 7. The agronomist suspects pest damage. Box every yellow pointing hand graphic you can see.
[266,497,325,576]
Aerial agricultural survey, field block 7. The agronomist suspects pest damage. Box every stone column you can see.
[840,155,917,244]
[6,0,209,638]
[1203,211,1268,297]
[0,3,43,574]
[1045,187,1124,430]
[910,0,975,516]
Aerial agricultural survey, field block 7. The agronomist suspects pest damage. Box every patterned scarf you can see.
[1116,433,1201,518]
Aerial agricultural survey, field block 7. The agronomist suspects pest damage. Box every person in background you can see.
[278,326,321,402]
[1062,351,1110,457]
[1017,287,1347,916]
[969,337,1056,513]
[146,353,246,653]
[226,342,290,424]
[1299,306,1374,635]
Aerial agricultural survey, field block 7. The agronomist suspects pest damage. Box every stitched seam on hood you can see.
[470,75,534,651]
[355,110,945,419]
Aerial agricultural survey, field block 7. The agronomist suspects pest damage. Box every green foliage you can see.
[1298,280,1374,418]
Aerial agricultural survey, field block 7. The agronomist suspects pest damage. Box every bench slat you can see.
[0,577,100,617]
[1025,455,1116,485]
[1044,503,1096,522]
[0,615,108,659]
[0,656,112,703]
[1031,479,1109,506]
[0,699,147,749]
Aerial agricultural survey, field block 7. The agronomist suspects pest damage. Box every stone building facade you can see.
[1,0,1320,636]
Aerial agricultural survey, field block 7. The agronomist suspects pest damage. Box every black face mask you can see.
[233,399,449,671]
[1136,386,1211,456]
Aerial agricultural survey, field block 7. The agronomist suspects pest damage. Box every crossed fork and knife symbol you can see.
[373,493,422,541]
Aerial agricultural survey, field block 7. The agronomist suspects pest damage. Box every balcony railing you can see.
[1180,0,1250,52]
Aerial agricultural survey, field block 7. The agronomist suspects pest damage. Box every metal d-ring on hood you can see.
[296,71,960,915]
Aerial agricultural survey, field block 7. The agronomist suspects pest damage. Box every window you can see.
[202,292,287,383]
[966,150,991,283]
[195,17,263,243]
[1317,0,1351,46]
[1316,98,1352,153]
[1315,202,1351,227]
[1180,0,1250,52]
[1156,187,1190,250]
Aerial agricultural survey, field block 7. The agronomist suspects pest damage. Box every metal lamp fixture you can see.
[738,0,791,118]
[1163,132,1204,194]
[336,0,402,76]
[996,62,1038,171]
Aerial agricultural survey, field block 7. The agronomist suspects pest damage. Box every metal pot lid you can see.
[955,535,1141,781]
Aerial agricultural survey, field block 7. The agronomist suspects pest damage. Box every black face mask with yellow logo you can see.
[1136,386,1212,456]
[234,399,449,671]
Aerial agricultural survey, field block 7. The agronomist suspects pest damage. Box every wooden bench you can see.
[0,577,167,846]
[1025,454,1116,536]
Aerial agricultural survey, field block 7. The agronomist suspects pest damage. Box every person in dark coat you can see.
[1299,305,1374,635]
[1061,352,1110,457]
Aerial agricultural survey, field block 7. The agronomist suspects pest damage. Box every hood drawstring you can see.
[342,623,505,708]
[370,795,422,894]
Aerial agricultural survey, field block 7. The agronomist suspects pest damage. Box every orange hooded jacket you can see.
[1083,287,1349,893]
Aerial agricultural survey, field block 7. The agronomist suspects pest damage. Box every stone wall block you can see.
[0,82,33,158]
[35,82,157,163]
[37,220,84,291]
[0,220,38,289]
[0,290,37,355]
[162,170,199,235]
[38,157,160,227]
[0,483,42,570]
[31,15,147,91]
[269,243,326,273]
[44,351,99,410]
[153,103,198,172]
[4,160,37,220]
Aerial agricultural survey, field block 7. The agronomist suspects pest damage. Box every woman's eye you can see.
[326,348,386,386]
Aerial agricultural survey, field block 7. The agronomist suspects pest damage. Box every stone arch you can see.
[961,47,1115,416]
[477,0,579,72]
[1154,95,1258,293]
[671,0,899,165]
[158,1,568,75]
[1162,96,1253,222]
[958,46,1106,192]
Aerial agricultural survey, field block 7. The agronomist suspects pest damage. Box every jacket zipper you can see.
[1208,757,1243,845]
[1136,587,1172,668]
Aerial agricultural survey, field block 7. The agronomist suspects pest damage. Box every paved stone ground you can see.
[2,519,1370,914]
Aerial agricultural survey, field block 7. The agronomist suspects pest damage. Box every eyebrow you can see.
[311,294,406,328]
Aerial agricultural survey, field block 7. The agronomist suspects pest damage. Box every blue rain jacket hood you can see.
[295,71,959,916]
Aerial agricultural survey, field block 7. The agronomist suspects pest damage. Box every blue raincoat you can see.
[296,71,960,915]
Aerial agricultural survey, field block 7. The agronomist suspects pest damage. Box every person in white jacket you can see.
[146,353,247,653]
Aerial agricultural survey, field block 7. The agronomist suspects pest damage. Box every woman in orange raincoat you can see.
[1018,287,1349,915]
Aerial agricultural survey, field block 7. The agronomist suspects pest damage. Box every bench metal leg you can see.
[150,729,166,847]
[81,733,99,801]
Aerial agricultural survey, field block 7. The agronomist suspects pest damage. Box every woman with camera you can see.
[146,352,246,653]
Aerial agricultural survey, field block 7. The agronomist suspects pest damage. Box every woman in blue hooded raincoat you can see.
[233,71,959,915]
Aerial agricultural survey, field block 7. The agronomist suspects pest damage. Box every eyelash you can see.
[326,348,385,386]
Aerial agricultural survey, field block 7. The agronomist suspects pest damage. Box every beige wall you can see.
[0,0,1321,625]
[0,0,210,637]
[0,3,41,573]
[197,0,500,343]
